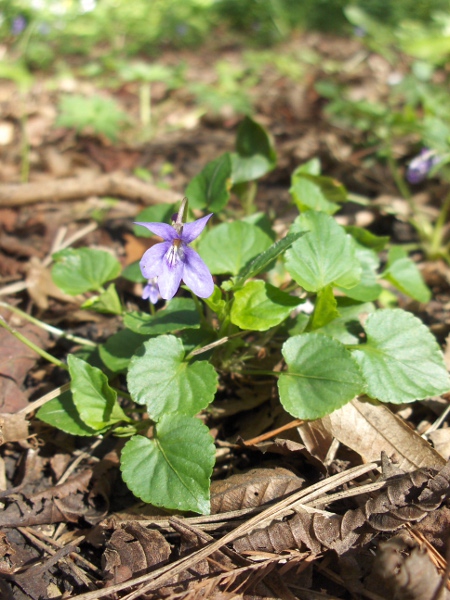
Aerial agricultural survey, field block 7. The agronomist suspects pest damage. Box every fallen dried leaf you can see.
[103,523,170,586]
[0,412,29,445]
[367,533,450,600]
[301,397,446,471]
[211,467,305,514]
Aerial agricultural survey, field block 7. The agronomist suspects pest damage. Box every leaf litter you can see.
[1,29,450,600]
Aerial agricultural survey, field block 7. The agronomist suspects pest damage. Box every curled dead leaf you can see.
[211,468,305,514]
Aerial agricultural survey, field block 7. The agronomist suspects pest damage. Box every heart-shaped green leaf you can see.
[99,329,149,373]
[381,247,431,303]
[285,211,361,292]
[351,309,450,403]
[198,220,273,275]
[124,298,200,335]
[290,159,346,214]
[120,414,215,514]
[278,333,364,419]
[186,153,232,211]
[231,116,277,183]
[231,280,302,331]
[127,335,218,420]
[52,247,121,295]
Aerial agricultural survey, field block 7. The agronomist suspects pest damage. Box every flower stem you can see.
[0,301,97,347]
[429,189,450,260]
[0,316,67,370]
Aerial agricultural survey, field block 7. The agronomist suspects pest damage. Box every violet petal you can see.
[181,214,213,243]
[134,222,178,241]
[158,249,184,300]
[139,242,170,279]
[182,247,214,298]
[142,280,160,304]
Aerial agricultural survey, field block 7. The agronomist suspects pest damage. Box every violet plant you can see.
[4,116,449,515]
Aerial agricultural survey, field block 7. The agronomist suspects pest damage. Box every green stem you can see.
[0,316,67,369]
[385,147,432,242]
[429,189,450,259]
[386,150,411,200]
[0,301,97,347]
[242,181,258,216]
[139,82,151,127]
[239,369,279,377]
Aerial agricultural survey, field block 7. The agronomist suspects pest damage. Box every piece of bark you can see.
[0,173,179,207]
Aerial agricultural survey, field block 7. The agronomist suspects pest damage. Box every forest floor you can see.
[1,31,450,600]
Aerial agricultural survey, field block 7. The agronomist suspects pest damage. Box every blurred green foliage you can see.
[1,0,450,68]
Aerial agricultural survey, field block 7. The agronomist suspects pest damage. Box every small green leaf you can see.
[198,220,273,275]
[99,329,149,373]
[290,160,346,214]
[52,248,121,295]
[233,231,306,289]
[241,212,276,240]
[68,355,129,430]
[337,246,382,302]
[133,204,174,238]
[307,285,340,330]
[186,153,232,211]
[285,211,361,292]
[345,226,389,252]
[120,414,215,514]
[317,299,375,345]
[231,280,302,331]
[121,260,146,283]
[36,390,97,436]
[124,298,200,335]
[231,116,277,183]
[278,333,364,420]
[81,283,123,314]
[203,285,227,321]
[352,309,450,404]
[381,247,431,303]
[127,335,218,421]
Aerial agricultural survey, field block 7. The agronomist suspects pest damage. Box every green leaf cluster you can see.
[56,94,130,141]
[37,118,450,521]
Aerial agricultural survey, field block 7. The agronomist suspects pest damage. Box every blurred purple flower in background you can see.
[11,15,27,35]
[142,278,160,304]
[407,148,441,184]
[135,198,214,301]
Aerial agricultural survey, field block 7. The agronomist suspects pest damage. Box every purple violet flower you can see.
[135,198,214,301]
[11,16,27,35]
[142,278,160,304]
[406,148,441,184]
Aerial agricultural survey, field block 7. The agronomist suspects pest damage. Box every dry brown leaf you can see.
[0,317,50,412]
[211,468,305,514]
[367,533,450,600]
[428,428,450,460]
[296,419,335,464]
[234,459,450,556]
[0,412,29,445]
[25,257,80,309]
[103,523,171,586]
[301,397,446,471]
